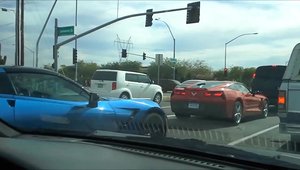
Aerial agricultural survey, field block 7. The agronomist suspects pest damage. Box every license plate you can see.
[97,84,103,88]
[188,103,199,109]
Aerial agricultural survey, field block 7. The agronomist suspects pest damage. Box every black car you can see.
[251,65,286,112]
[157,79,181,92]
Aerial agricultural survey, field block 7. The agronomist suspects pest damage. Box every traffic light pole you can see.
[126,52,155,59]
[53,7,189,69]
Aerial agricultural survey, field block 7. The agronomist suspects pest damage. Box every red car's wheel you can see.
[232,101,243,125]
[261,100,269,118]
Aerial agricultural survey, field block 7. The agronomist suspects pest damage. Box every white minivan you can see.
[90,69,163,103]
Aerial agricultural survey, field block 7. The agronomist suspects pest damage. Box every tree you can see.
[242,67,256,88]
[58,60,99,85]
[100,61,142,72]
[228,66,244,82]
[147,58,213,82]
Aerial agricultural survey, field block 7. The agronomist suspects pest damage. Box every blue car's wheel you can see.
[143,113,166,138]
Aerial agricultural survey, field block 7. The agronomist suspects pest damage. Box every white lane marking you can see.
[167,115,176,118]
[161,106,171,109]
[227,124,279,146]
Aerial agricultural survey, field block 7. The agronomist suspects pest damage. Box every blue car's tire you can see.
[143,113,166,138]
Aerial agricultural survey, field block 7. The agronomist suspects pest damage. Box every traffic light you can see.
[143,52,146,60]
[72,48,77,64]
[224,68,228,77]
[145,9,153,27]
[121,49,127,58]
[186,1,200,24]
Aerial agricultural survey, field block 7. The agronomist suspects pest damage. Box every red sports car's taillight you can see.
[204,91,224,97]
[112,82,117,90]
[173,88,186,95]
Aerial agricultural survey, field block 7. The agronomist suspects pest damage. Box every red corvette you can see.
[170,80,268,125]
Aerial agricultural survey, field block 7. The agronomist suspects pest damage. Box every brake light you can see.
[213,91,224,97]
[252,73,256,79]
[204,91,223,97]
[112,82,117,90]
[173,88,186,95]
[278,90,286,112]
[204,92,212,97]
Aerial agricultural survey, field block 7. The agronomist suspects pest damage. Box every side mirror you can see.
[88,93,99,108]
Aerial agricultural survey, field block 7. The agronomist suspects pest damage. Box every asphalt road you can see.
[160,92,297,154]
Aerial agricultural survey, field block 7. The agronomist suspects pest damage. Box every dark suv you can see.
[251,65,286,112]
[157,79,181,92]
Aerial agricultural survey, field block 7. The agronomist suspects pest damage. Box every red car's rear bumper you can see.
[170,99,231,119]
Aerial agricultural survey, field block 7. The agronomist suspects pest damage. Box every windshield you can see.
[1,0,300,168]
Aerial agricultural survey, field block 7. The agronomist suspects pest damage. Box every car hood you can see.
[101,97,160,109]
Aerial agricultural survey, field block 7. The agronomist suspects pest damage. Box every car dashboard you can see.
[0,122,293,170]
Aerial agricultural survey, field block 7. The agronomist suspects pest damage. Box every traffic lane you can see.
[162,106,281,145]
[234,127,300,154]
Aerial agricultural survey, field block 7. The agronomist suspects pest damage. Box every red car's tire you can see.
[232,101,243,125]
[261,100,269,118]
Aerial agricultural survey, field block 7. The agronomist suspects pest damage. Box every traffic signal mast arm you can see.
[53,1,200,71]
[127,52,155,59]
[55,7,191,48]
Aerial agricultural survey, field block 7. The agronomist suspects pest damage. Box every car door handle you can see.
[7,100,16,107]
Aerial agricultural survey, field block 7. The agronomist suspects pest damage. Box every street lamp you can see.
[224,32,258,70]
[155,18,176,80]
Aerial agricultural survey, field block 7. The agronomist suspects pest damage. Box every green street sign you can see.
[57,26,74,36]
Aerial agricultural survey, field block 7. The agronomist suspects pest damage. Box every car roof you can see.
[0,66,58,75]
[0,66,86,89]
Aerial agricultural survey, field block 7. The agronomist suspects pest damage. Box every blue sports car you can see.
[0,66,167,137]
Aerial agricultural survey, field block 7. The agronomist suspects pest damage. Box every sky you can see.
[0,0,300,70]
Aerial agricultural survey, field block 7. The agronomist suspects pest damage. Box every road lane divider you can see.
[161,106,171,109]
[167,115,176,118]
[227,125,279,146]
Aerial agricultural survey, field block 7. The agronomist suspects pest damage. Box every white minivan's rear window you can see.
[92,71,117,81]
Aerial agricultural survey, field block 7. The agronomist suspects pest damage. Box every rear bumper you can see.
[279,111,300,134]
[279,123,300,135]
[170,101,228,118]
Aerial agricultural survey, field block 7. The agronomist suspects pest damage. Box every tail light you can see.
[112,82,117,90]
[204,91,224,97]
[278,90,286,112]
[173,88,186,95]
[252,73,256,79]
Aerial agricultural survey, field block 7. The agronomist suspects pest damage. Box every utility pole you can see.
[74,0,78,81]
[15,0,19,65]
[53,18,58,71]
[20,0,24,66]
